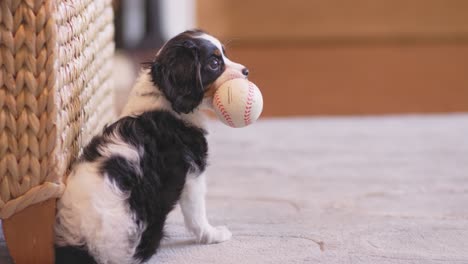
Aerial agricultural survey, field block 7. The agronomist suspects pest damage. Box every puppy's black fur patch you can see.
[56,246,97,264]
[80,111,208,262]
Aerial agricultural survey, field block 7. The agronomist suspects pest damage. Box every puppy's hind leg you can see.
[179,173,232,244]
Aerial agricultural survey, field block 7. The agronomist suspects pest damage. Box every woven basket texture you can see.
[0,0,115,219]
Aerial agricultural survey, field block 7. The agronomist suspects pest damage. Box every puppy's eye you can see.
[208,58,221,71]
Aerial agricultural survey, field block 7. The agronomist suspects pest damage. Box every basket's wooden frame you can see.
[3,199,56,263]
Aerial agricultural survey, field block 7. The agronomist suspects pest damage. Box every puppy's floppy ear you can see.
[151,40,204,114]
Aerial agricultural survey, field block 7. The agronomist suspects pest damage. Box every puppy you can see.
[55,29,249,264]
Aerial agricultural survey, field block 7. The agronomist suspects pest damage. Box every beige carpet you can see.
[2,114,468,263]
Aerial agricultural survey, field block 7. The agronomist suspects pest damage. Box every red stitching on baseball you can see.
[243,82,255,125]
[214,92,235,127]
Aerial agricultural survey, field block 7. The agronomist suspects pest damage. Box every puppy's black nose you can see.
[242,68,249,77]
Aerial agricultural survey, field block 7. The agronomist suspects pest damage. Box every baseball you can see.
[212,78,263,128]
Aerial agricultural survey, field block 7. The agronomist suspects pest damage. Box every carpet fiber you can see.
[2,114,468,263]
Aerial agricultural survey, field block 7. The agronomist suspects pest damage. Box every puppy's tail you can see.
[55,246,97,264]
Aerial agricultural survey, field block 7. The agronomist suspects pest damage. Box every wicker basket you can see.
[0,0,116,219]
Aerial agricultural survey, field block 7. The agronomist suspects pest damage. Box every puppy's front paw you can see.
[198,225,232,244]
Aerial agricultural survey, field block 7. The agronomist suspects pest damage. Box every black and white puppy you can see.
[55,29,249,264]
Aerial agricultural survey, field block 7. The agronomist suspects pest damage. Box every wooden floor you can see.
[227,42,468,116]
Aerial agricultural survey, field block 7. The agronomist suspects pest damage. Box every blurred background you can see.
[113,0,468,117]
